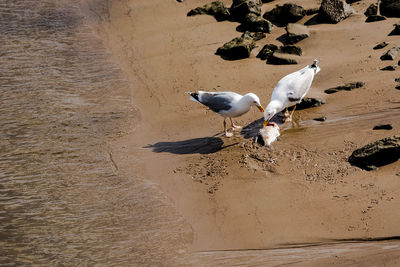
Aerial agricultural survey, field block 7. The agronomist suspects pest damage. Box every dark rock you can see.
[276,45,302,56]
[324,81,365,94]
[256,44,278,60]
[373,124,393,130]
[285,23,310,44]
[380,65,397,71]
[365,15,386,22]
[389,23,400,36]
[348,135,400,171]
[395,78,400,82]
[346,0,361,3]
[380,0,400,18]
[380,47,400,60]
[261,0,274,2]
[216,31,256,59]
[240,13,273,33]
[187,1,230,21]
[251,32,266,41]
[373,42,388,50]
[306,8,320,15]
[396,84,400,90]
[313,116,327,122]
[230,0,262,21]
[267,52,298,65]
[296,97,325,110]
[364,4,377,17]
[319,0,354,24]
[263,4,306,25]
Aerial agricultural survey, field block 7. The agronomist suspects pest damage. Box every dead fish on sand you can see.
[255,122,280,147]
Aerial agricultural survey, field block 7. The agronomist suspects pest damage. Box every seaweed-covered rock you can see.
[251,32,266,41]
[366,15,386,22]
[240,13,273,33]
[319,0,354,24]
[348,135,400,170]
[230,0,262,21]
[263,3,306,25]
[389,23,400,36]
[380,0,400,18]
[380,47,400,60]
[364,4,377,17]
[267,52,299,65]
[324,81,365,94]
[187,1,230,21]
[295,97,325,110]
[256,44,278,60]
[216,31,256,59]
[373,42,388,50]
[285,23,310,44]
[306,8,320,16]
[276,45,302,56]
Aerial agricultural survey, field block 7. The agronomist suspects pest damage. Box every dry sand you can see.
[82,0,400,265]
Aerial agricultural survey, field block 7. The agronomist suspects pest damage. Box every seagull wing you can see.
[285,67,315,102]
[198,92,239,113]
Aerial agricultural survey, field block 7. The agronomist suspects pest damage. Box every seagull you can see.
[187,91,265,137]
[263,59,320,126]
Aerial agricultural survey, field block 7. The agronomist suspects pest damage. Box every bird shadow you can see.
[144,136,236,155]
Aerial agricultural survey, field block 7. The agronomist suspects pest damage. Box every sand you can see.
[82,0,400,265]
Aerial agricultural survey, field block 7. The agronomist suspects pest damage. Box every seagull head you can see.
[263,104,277,127]
[245,93,264,112]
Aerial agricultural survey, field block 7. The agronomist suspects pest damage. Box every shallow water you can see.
[0,0,191,265]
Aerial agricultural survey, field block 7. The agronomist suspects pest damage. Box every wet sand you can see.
[84,0,400,265]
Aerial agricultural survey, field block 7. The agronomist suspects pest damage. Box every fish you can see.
[255,122,280,147]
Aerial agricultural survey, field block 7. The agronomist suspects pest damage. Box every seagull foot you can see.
[231,125,242,131]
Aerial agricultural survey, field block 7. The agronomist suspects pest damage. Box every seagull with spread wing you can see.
[263,59,320,126]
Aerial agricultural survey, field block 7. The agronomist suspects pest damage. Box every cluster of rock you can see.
[187,0,359,61]
[364,0,400,23]
[379,46,400,71]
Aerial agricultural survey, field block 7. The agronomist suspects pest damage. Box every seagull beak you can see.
[263,120,269,127]
[257,105,265,112]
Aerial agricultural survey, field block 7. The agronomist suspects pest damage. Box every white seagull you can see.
[188,91,264,137]
[263,59,320,126]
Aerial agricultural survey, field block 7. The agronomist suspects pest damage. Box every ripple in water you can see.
[0,0,192,265]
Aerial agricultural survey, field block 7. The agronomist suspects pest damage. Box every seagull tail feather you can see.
[186,91,200,102]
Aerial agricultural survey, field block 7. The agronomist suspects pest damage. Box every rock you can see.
[187,1,230,21]
[267,52,298,65]
[348,135,400,170]
[285,23,310,44]
[365,15,386,23]
[380,0,400,18]
[324,81,365,94]
[261,0,274,2]
[319,0,354,24]
[256,44,278,60]
[395,78,400,82]
[389,23,400,36]
[373,42,388,50]
[276,45,302,56]
[364,4,377,17]
[230,0,262,21]
[216,31,256,59]
[263,4,306,25]
[373,124,393,130]
[380,47,400,60]
[295,97,325,110]
[346,0,361,3]
[306,8,320,15]
[396,84,400,90]
[313,116,327,122]
[240,13,273,33]
[251,32,266,41]
[380,65,397,71]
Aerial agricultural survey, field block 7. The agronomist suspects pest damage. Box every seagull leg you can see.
[224,118,233,137]
[287,106,297,122]
[230,117,242,131]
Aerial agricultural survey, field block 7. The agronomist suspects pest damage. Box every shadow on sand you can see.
[144,137,232,155]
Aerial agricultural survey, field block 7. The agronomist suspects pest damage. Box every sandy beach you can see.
[80,0,400,264]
